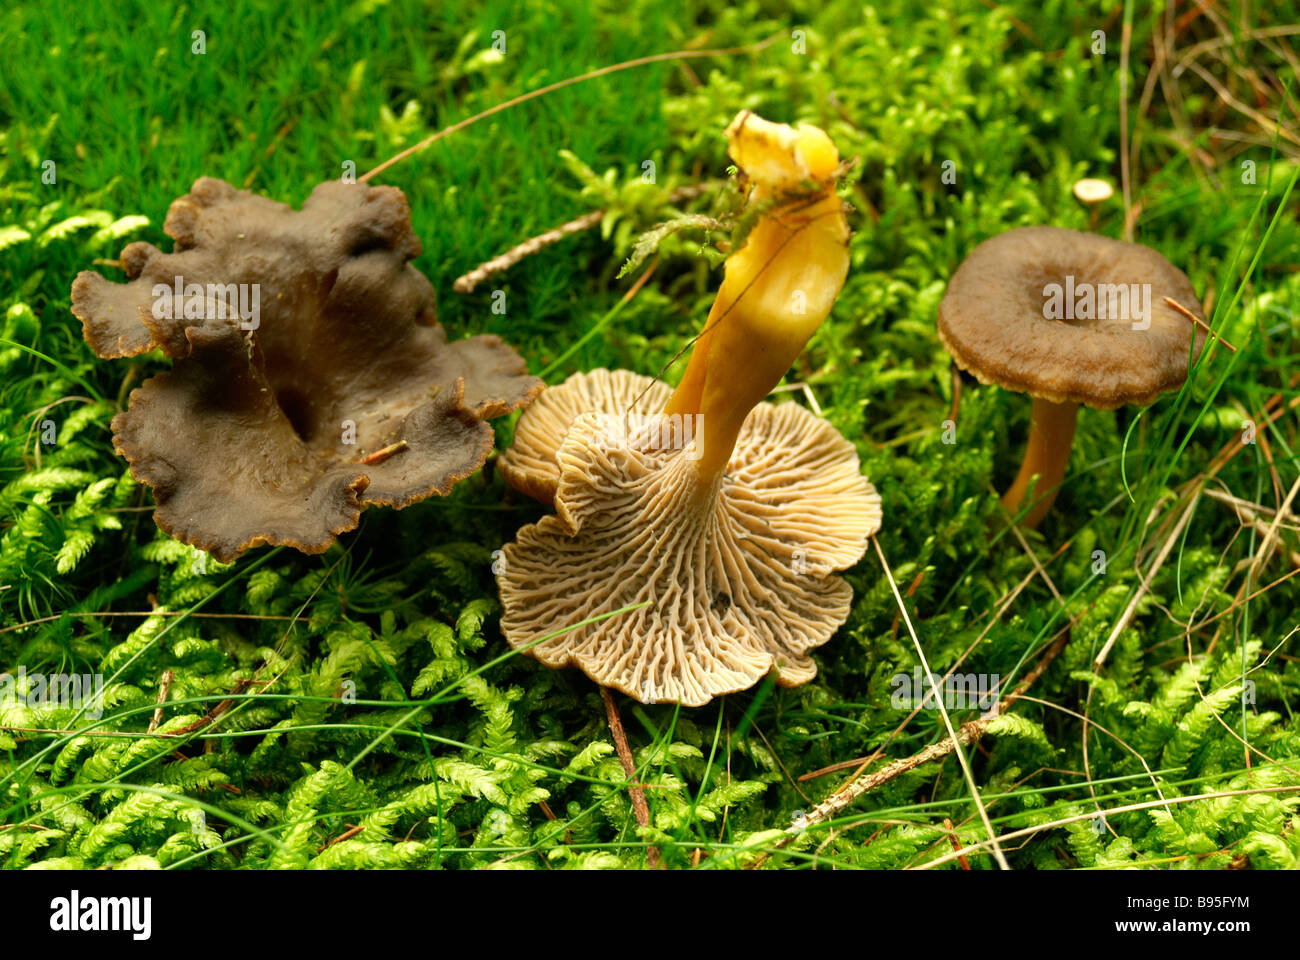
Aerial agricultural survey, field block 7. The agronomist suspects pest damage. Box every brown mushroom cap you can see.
[72,177,542,561]
[498,368,671,504]
[497,372,881,706]
[937,226,1205,410]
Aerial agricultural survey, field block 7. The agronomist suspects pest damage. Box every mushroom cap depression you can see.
[73,177,542,561]
[496,370,882,706]
[937,226,1205,410]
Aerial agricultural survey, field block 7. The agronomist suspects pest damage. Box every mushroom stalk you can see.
[1000,397,1078,529]
[664,112,849,482]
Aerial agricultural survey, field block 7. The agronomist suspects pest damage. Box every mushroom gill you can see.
[72,177,542,561]
[496,112,882,706]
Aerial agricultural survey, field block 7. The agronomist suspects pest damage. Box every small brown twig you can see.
[1164,296,1237,353]
[598,685,660,868]
[317,824,364,854]
[452,183,712,294]
[454,210,603,294]
[356,440,408,465]
[750,629,1070,868]
[943,818,971,870]
[146,670,175,734]
[170,678,258,735]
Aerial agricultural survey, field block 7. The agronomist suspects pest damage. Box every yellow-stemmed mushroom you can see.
[496,112,882,706]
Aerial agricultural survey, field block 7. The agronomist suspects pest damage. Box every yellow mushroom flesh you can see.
[663,112,850,482]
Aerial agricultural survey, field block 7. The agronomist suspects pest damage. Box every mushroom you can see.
[937,225,1205,529]
[1072,177,1114,230]
[72,177,542,561]
[496,112,882,706]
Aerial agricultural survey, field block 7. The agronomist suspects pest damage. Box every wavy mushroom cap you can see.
[497,372,882,706]
[72,177,542,561]
[937,226,1205,410]
[498,368,672,504]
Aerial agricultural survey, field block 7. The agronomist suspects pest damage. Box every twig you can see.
[317,824,363,854]
[599,685,660,868]
[1119,7,1135,241]
[757,627,1070,866]
[454,209,604,294]
[170,678,258,735]
[943,818,971,870]
[452,184,712,294]
[787,539,1016,870]
[1164,296,1237,352]
[356,440,408,465]
[146,670,175,735]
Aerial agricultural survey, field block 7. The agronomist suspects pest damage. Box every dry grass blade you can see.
[916,786,1300,870]
[361,37,782,183]
[1094,494,1200,669]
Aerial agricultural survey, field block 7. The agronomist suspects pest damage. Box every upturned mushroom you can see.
[496,111,882,706]
[937,226,1206,529]
[73,177,542,561]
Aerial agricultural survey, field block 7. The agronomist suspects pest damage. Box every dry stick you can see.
[146,670,175,735]
[1208,490,1300,569]
[356,439,408,465]
[1180,58,1300,149]
[317,824,364,854]
[452,183,712,294]
[1164,296,1237,353]
[799,537,1075,784]
[942,818,972,870]
[828,538,1009,868]
[776,628,1069,851]
[1203,488,1300,524]
[0,610,323,636]
[1099,376,1300,668]
[598,685,660,869]
[360,37,781,184]
[1246,472,1300,585]
[455,209,602,294]
[169,678,258,736]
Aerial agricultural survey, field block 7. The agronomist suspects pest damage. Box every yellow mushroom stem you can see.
[1000,397,1079,529]
[664,111,850,481]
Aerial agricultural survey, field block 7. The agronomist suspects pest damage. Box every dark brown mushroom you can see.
[73,177,542,560]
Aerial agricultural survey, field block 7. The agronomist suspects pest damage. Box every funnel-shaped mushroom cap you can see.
[72,177,542,560]
[937,226,1205,410]
[499,368,671,504]
[497,372,881,706]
